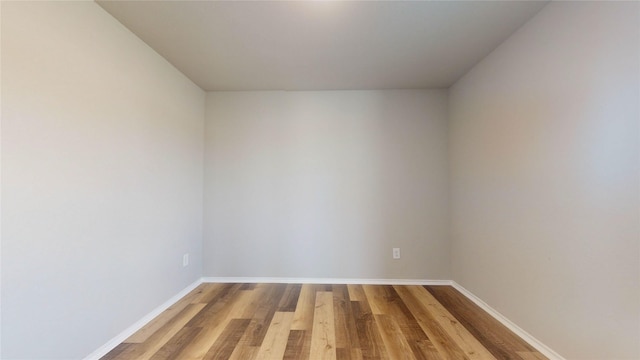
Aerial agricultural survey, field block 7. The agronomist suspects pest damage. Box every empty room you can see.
[1,1,638,359]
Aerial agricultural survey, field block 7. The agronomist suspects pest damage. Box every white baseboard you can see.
[201,277,452,286]
[82,279,202,360]
[450,281,565,360]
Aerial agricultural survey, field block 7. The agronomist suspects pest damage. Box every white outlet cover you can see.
[393,248,401,259]
[183,253,189,267]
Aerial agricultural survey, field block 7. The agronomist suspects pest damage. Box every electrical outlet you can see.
[393,248,400,259]
[183,253,189,267]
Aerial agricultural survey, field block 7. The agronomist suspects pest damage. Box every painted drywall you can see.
[449,2,639,359]
[204,90,449,279]
[1,2,204,359]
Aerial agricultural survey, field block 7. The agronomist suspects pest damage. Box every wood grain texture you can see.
[347,284,366,302]
[134,303,208,360]
[351,296,389,359]
[405,286,498,360]
[203,319,251,360]
[101,343,139,360]
[291,284,316,331]
[425,285,539,360]
[255,312,295,359]
[283,330,306,360]
[374,314,416,360]
[517,352,548,360]
[101,284,547,360]
[149,326,202,360]
[394,285,468,360]
[332,285,360,353]
[125,302,191,344]
[310,292,337,360]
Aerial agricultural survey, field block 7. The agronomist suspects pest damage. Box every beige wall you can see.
[1,2,204,358]
[204,90,449,279]
[449,2,639,359]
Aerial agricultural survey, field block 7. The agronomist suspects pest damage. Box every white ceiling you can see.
[97,1,548,91]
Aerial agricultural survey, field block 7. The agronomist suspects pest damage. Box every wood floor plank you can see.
[347,284,366,302]
[228,344,259,360]
[171,325,223,359]
[406,286,497,360]
[255,311,295,359]
[350,348,364,360]
[333,285,361,352]
[336,347,351,360]
[149,327,201,360]
[394,285,469,360]
[229,321,265,358]
[291,284,316,330]
[203,318,251,360]
[124,284,223,344]
[362,285,386,315]
[245,283,288,347]
[174,288,254,359]
[352,299,389,359]
[374,314,417,360]
[310,291,337,360]
[378,285,440,360]
[283,330,307,360]
[517,351,548,360]
[424,286,544,360]
[337,347,364,360]
[278,284,302,312]
[184,283,242,328]
[364,285,441,360]
[102,283,546,360]
[125,303,191,344]
[120,303,207,360]
[226,290,258,319]
[238,283,270,319]
[101,343,140,360]
[240,283,257,290]
[223,283,288,357]
[334,287,350,350]
[185,283,233,304]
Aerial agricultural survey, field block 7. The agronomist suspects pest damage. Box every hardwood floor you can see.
[101,283,547,360]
